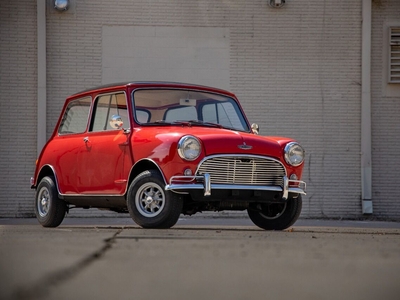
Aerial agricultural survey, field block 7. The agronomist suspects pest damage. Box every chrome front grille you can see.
[196,156,286,186]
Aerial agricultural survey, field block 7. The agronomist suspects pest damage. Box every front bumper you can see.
[165,174,306,200]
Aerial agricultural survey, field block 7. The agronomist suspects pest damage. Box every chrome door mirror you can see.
[109,115,123,129]
[251,123,259,135]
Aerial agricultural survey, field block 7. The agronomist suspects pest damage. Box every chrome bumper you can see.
[165,174,306,200]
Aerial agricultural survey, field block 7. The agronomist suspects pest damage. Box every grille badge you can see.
[238,142,253,150]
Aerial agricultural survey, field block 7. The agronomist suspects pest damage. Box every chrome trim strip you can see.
[131,158,168,184]
[36,164,62,194]
[39,160,168,198]
[194,154,287,176]
[166,183,306,195]
[165,183,283,192]
[165,173,306,197]
[59,193,125,197]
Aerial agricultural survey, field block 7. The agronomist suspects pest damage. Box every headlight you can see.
[284,142,305,166]
[177,136,201,161]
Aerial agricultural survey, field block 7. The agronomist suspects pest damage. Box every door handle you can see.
[83,137,89,143]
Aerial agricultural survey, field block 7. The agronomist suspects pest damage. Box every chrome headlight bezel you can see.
[284,142,305,166]
[177,135,201,161]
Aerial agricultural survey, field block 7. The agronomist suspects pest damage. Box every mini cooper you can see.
[31,82,306,230]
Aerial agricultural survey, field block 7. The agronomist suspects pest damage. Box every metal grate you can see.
[196,156,285,186]
[389,27,400,83]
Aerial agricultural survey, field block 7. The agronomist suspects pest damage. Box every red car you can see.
[31,82,306,230]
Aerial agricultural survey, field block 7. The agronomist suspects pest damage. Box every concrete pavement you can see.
[1,215,400,228]
[1,217,400,300]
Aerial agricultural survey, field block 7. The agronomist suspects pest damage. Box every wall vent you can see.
[389,27,400,83]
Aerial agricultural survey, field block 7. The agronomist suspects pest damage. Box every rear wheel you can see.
[34,176,67,227]
[127,170,183,229]
[247,195,302,230]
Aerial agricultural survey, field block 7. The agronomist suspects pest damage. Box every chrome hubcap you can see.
[37,187,50,217]
[136,183,165,217]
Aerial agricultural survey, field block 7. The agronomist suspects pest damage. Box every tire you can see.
[127,170,183,229]
[247,195,302,230]
[34,176,67,227]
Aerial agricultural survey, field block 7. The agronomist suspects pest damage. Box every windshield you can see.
[132,89,250,132]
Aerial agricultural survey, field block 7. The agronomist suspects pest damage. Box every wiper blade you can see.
[147,120,191,126]
[187,120,223,128]
[147,120,225,129]
[145,120,171,125]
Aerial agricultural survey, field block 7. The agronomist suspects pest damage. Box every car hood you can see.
[137,126,294,159]
[196,129,292,158]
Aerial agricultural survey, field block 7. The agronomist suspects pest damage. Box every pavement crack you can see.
[12,228,123,300]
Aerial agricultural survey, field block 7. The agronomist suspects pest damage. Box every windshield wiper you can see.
[145,120,171,125]
[186,120,224,128]
[147,120,191,126]
[147,120,226,129]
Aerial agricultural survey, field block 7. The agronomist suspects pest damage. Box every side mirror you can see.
[251,123,259,135]
[109,115,123,129]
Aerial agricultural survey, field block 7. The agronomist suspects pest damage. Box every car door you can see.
[55,96,92,194]
[76,92,132,194]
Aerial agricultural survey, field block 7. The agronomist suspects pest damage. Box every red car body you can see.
[31,82,306,229]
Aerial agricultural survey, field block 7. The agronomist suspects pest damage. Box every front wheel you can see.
[247,195,302,230]
[127,170,183,229]
[34,176,67,227]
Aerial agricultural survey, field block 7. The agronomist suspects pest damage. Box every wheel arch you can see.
[127,159,166,190]
[34,165,61,194]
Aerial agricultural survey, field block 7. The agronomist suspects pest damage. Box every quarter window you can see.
[58,97,91,134]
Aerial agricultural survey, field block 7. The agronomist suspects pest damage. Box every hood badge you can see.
[238,142,253,150]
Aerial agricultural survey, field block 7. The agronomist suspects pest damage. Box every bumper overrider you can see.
[165,174,306,200]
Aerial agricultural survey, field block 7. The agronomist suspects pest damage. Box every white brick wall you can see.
[371,0,400,219]
[101,26,230,89]
[0,0,38,217]
[1,0,399,220]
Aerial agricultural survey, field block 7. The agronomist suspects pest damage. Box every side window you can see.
[58,97,91,134]
[91,93,129,131]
